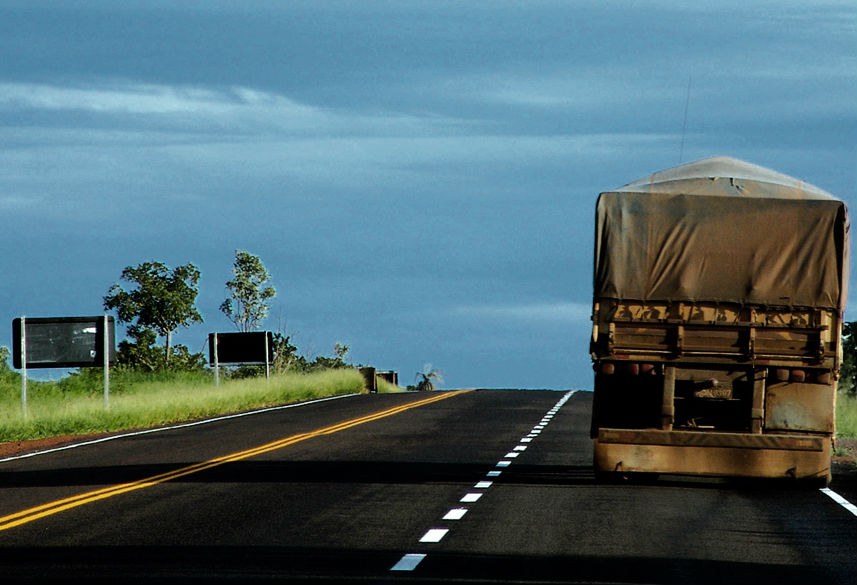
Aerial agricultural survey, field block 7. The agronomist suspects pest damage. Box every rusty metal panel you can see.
[611,323,670,350]
[682,327,742,353]
[593,302,840,364]
[765,382,835,433]
[594,437,832,481]
[754,328,818,356]
[597,428,826,451]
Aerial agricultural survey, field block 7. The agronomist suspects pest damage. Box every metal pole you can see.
[213,333,220,386]
[264,332,270,380]
[103,315,110,409]
[20,316,27,418]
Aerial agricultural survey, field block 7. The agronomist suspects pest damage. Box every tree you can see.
[0,345,17,384]
[103,261,203,368]
[310,342,351,370]
[415,363,443,391]
[270,332,307,374]
[114,325,206,372]
[220,250,277,333]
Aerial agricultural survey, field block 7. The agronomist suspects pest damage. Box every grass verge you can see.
[837,391,857,438]
[834,391,857,471]
[0,367,392,443]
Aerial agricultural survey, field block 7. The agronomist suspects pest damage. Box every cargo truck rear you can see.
[589,156,850,486]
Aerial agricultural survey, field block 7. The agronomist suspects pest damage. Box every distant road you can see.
[0,389,855,584]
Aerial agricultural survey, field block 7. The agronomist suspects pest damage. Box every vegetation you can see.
[0,366,399,443]
[837,323,857,459]
[375,375,401,394]
[0,251,419,446]
[835,391,857,464]
[103,261,204,370]
[837,391,857,438]
[412,363,443,392]
[220,250,277,333]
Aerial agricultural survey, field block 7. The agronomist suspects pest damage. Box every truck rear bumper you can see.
[594,428,832,482]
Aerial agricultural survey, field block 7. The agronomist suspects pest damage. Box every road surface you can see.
[0,389,855,584]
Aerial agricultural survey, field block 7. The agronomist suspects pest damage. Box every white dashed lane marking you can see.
[420,528,449,543]
[443,508,468,520]
[391,553,426,571]
[390,390,577,573]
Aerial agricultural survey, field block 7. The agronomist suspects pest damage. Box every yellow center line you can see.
[0,390,471,531]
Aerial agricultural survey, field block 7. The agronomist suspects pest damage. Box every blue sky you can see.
[0,1,855,390]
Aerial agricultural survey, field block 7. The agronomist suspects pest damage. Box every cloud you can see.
[0,82,244,114]
[0,77,677,228]
[0,81,340,134]
[443,69,678,111]
[0,80,476,140]
[0,82,338,116]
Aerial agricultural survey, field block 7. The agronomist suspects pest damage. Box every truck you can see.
[589,156,850,486]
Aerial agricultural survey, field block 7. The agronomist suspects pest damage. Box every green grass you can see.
[0,367,401,443]
[837,391,857,438]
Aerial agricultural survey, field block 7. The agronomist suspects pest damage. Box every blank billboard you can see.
[12,316,116,369]
[209,331,273,365]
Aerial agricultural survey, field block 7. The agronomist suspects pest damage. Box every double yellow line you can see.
[0,390,470,531]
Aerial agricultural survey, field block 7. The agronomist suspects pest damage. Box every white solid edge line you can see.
[391,553,427,571]
[820,488,857,517]
[0,393,361,463]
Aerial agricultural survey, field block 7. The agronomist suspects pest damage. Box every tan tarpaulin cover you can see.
[594,157,850,311]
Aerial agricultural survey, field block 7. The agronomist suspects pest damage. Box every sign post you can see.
[20,316,27,418]
[264,333,271,379]
[212,332,220,386]
[103,314,110,409]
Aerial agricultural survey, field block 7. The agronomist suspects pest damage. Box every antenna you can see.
[679,75,692,163]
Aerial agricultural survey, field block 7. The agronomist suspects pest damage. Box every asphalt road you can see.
[0,389,855,584]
